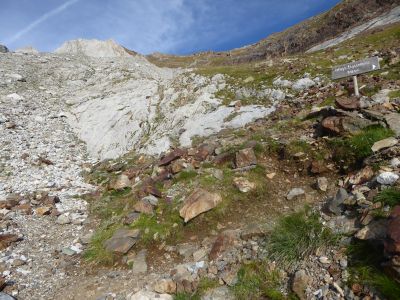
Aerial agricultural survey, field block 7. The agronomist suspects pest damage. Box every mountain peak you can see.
[55,38,132,58]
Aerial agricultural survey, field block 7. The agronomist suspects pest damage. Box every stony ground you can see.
[0,21,400,300]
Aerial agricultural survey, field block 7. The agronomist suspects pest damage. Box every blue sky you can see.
[0,0,341,54]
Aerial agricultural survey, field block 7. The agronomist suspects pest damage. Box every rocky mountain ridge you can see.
[148,0,400,67]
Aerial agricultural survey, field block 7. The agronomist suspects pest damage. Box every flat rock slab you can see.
[179,188,222,222]
[131,249,148,274]
[287,188,305,200]
[335,97,360,110]
[371,137,398,152]
[103,228,140,254]
[159,148,185,166]
[385,113,400,137]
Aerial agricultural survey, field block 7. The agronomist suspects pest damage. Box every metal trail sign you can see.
[331,56,380,97]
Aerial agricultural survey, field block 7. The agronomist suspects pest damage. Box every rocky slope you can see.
[0,5,399,300]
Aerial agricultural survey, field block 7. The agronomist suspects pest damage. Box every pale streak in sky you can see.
[6,0,80,45]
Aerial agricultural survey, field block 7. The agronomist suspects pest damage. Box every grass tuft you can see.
[347,240,400,299]
[374,187,400,207]
[232,261,288,300]
[330,125,394,168]
[174,170,198,183]
[265,209,336,267]
[388,90,400,99]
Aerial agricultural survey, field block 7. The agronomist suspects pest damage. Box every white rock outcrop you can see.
[55,38,132,58]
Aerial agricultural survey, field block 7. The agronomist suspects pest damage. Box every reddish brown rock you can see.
[43,195,60,206]
[209,230,239,260]
[235,148,257,168]
[38,156,54,165]
[390,206,400,218]
[179,188,222,222]
[387,217,400,245]
[322,115,375,135]
[348,166,374,185]
[310,160,328,174]
[35,206,52,216]
[153,168,172,182]
[144,185,162,198]
[0,234,20,250]
[321,116,342,135]
[171,159,185,174]
[159,149,185,166]
[213,152,235,165]
[13,203,32,215]
[335,97,360,110]
[194,144,216,161]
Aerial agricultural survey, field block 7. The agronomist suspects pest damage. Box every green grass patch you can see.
[286,140,311,156]
[174,170,198,183]
[361,84,381,97]
[318,95,336,107]
[232,261,289,300]
[265,209,337,267]
[197,277,220,294]
[132,200,183,244]
[388,90,400,99]
[347,240,400,299]
[330,125,394,168]
[174,293,200,300]
[374,187,400,207]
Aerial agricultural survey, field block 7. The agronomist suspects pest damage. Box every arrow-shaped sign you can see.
[332,56,381,80]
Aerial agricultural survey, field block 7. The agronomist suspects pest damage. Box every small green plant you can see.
[132,200,183,244]
[197,277,220,295]
[265,209,336,267]
[174,170,198,183]
[286,140,311,156]
[330,125,394,168]
[174,293,200,300]
[318,95,336,107]
[347,240,400,299]
[374,188,400,207]
[232,261,286,300]
[388,90,400,99]
[362,84,381,97]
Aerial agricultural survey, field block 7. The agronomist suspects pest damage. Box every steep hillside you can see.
[147,0,400,68]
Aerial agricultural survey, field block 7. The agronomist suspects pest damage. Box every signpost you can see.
[332,57,380,97]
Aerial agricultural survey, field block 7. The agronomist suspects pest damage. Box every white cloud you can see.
[5,0,80,45]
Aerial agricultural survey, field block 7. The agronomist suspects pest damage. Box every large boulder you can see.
[292,270,311,300]
[335,97,360,110]
[179,188,222,222]
[235,148,257,168]
[0,44,8,53]
[209,230,239,260]
[385,113,400,137]
[321,115,376,135]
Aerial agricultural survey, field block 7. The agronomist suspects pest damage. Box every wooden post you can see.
[353,75,359,97]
